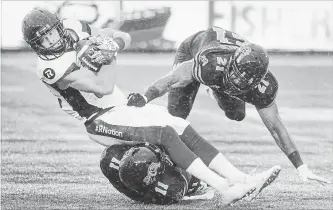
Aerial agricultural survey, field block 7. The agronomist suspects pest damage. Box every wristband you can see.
[144,86,160,103]
[288,151,303,168]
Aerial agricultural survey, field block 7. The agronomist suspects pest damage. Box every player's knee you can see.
[159,125,181,152]
[161,126,178,141]
[225,110,246,121]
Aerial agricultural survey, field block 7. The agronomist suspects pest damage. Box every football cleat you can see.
[221,182,257,206]
[243,165,282,202]
[183,181,215,200]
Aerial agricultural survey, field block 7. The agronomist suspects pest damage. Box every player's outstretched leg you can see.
[159,125,257,206]
[179,125,281,201]
[180,125,249,181]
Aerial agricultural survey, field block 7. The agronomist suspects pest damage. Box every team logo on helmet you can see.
[143,162,161,185]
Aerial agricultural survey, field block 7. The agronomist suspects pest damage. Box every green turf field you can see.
[1,52,332,210]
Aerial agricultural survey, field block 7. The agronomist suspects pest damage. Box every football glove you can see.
[87,35,120,52]
[87,47,110,65]
[87,35,120,65]
[127,93,148,107]
[297,164,331,185]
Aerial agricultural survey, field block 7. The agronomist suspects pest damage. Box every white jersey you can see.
[36,19,127,122]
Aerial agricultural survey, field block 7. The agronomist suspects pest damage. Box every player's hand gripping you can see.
[127,93,148,107]
[297,164,331,185]
[87,35,119,65]
[87,47,110,65]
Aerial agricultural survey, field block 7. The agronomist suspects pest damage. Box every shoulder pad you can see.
[242,71,279,108]
[37,51,77,84]
[63,18,90,40]
[192,48,233,85]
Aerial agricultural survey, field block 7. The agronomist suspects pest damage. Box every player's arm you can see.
[56,64,117,96]
[146,59,195,100]
[89,24,131,51]
[257,102,331,185]
[127,59,195,107]
[257,102,300,163]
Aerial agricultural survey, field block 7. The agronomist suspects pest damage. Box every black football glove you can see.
[127,93,147,107]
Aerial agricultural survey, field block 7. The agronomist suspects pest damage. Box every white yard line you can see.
[115,54,333,67]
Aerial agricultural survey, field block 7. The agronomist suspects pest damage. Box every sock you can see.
[209,153,247,182]
[180,125,219,165]
[186,158,229,192]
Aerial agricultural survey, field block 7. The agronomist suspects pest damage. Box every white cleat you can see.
[221,182,257,207]
[183,181,215,200]
[243,165,282,202]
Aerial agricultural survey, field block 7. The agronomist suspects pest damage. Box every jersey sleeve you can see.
[239,71,279,108]
[36,52,78,84]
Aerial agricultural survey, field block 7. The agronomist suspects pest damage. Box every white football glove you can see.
[85,35,119,65]
[86,48,107,64]
[87,35,119,52]
[297,164,331,185]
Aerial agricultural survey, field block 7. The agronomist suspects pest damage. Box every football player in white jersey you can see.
[24,8,131,122]
[22,8,283,206]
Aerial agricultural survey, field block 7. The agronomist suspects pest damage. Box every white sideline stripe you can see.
[115,58,333,67]
[197,87,333,122]
[247,107,333,122]
[191,106,333,122]
[21,57,332,72]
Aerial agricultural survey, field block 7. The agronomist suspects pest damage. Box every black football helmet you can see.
[21,8,77,60]
[118,143,171,192]
[223,43,269,95]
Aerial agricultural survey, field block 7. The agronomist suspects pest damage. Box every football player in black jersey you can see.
[127,26,331,186]
[100,143,213,205]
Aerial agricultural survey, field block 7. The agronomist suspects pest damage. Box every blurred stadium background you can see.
[1,1,333,210]
[2,0,333,52]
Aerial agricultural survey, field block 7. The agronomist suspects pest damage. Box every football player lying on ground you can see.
[127,26,331,185]
[100,143,216,205]
[22,9,281,206]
